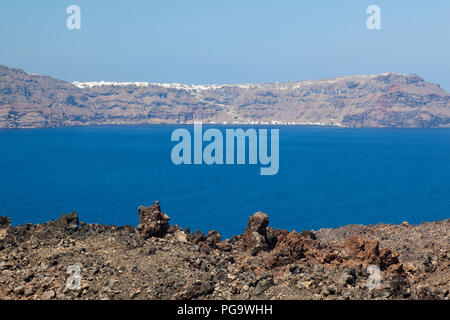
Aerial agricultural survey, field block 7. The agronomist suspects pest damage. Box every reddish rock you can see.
[340,235,401,272]
[266,231,318,268]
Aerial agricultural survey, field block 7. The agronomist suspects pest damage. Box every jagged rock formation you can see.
[241,211,270,255]
[136,201,170,239]
[0,202,448,300]
[0,64,449,128]
[56,212,79,233]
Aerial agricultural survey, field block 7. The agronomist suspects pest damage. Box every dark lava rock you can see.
[300,230,317,240]
[0,216,11,228]
[266,231,312,268]
[206,231,221,248]
[192,230,207,244]
[266,227,284,249]
[241,211,269,255]
[136,201,170,239]
[0,202,446,301]
[171,278,214,300]
[216,240,232,252]
[56,212,79,232]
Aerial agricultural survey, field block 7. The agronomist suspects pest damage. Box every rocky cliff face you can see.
[0,64,449,128]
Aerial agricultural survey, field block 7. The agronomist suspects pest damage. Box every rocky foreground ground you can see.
[0,202,448,300]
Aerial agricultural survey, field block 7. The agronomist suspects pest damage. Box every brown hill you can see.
[0,65,449,128]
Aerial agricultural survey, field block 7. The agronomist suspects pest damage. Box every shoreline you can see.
[2,123,450,131]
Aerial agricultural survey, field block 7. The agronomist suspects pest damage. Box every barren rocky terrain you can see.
[1,64,449,128]
[0,202,448,300]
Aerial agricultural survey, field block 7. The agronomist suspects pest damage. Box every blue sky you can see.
[1,0,449,90]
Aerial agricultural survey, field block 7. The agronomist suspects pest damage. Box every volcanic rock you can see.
[0,216,11,228]
[56,212,79,232]
[171,278,214,300]
[136,201,170,239]
[266,231,318,268]
[241,211,269,255]
[340,235,402,272]
[0,204,447,301]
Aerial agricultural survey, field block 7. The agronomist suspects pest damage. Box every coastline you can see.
[2,123,450,131]
[2,65,449,130]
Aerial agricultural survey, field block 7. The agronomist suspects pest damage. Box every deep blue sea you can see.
[0,125,449,238]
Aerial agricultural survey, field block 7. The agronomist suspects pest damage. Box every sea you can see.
[0,125,449,239]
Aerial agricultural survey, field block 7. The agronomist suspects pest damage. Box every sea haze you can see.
[0,125,449,238]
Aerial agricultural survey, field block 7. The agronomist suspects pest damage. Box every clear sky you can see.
[1,0,449,90]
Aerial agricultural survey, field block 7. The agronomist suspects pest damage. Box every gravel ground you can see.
[0,203,448,300]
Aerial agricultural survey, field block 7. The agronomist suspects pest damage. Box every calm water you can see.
[0,125,449,238]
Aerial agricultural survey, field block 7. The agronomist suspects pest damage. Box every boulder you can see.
[340,235,402,272]
[241,211,269,255]
[56,212,79,232]
[266,231,308,268]
[206,230,221,248]
[0,216,11,228]
[216,240,232,252]
[266,229,320,268]
[136,201,170,239]
[0,216,11,242]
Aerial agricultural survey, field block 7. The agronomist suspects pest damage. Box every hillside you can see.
[0,65,449,128]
